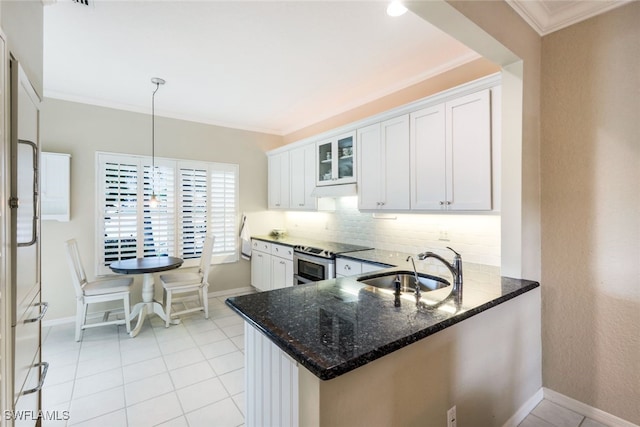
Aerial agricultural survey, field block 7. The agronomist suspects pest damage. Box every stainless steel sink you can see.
[357,271,450,293]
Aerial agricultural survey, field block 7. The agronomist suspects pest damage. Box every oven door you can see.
[293,252,335,285]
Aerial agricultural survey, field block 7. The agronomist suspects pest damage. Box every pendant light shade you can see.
[150,77,165,208]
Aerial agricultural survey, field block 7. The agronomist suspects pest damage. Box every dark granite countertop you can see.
[226,262,539,381]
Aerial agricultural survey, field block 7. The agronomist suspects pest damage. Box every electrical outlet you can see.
[438,227,450,241]
[447,405,457,427]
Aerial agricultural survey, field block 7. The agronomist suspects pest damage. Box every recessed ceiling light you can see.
[386,0,408,17]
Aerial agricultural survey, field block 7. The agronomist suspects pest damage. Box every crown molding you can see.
[506,0,632,36]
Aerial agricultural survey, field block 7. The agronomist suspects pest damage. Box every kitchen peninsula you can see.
[227,243,541,426]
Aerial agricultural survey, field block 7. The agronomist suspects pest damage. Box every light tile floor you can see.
[519,399,610,427]
[42,290,608,427]
[41,291,253,427]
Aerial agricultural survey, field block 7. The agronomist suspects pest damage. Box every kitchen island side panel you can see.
[299,288,541,427]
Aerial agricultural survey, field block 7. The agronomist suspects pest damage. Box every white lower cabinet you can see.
[271,244,293,289]
[245,322,299,427]
[251,240,294,291]
[251,240,272,291]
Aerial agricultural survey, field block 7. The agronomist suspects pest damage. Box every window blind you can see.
[97,152,239,275]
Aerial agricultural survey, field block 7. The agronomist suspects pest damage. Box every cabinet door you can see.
[446,89,491,210]
[357,123,382,210]
[410,104,446,210]
[380,115,410,210]
[317,138,334,185]
[251,251,271,291]
[317,132,356,186]
[268,152,290,209]
[335,132,356,184]
[290,144,316,210]
[271,257,293,289]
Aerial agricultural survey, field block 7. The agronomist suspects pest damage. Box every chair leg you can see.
[165,290,172,328]
[123,293,132,335]
[202,284,209,319]
[76,300,86,342]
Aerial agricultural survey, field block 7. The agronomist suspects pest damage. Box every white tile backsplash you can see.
[284,197,501,266]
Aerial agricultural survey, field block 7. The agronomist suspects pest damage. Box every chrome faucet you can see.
[405,255,421,297]
[417,247,463,293]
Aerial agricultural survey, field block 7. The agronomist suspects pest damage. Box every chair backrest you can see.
[65,239,89,299]
[198,235,215,284]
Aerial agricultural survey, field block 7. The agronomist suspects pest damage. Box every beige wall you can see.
[283,57,499,144]
[1,1,43,97]
[540,2,640,423]
[40,98,284,321]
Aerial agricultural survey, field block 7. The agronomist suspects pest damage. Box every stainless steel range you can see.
[293,241,371,285]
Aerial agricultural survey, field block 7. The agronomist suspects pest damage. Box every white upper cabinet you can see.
[289,144,316,210]
[358,115,410,210]
[268,151,290,209]
[316,131,356,186]
[41,152,71,221]
[410,89,492,211]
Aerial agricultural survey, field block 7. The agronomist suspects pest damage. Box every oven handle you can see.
[293,274,315,285]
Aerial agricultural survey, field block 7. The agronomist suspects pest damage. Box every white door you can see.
[410,104,446,210]
[10,59,43,426]
[271,257,293,289]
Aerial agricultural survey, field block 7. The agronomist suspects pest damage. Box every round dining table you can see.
[110,256,183,337]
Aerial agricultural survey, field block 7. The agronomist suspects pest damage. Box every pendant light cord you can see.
[152,82,160,174]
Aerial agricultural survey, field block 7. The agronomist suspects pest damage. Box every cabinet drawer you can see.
[251,239,271,253]
[271,244,293,261]
[336,259,362,276]
[14,293,43,401]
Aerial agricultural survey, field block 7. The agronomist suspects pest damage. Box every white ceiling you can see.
[43,0,480,136]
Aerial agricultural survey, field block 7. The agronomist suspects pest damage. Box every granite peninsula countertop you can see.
[226,251,539,380]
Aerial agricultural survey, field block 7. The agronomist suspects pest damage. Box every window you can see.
[97,152,239,275]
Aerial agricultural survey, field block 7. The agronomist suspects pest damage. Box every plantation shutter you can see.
[178,165,209,259]
[143,163,176,258]
[97,152,239,275]
[210,164,238,257]
[101,157,139,264]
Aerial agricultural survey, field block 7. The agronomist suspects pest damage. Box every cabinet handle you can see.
[22,362,49,395]
[280,261,285,265]
[439,201,444,205]
[345,265,351,270]
[445,201,452,205]
[25,302,48,323]
[15,140,39,247]
[275,248,279,252]
[299,203,304,207]
[380,202,385,206]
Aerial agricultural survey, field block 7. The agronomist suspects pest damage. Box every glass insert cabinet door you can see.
[316,131,356,186]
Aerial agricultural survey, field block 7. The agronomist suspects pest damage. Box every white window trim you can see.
[95,151,240,276]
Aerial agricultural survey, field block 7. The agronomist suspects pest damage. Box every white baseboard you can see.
[502,388,544,427]
[42,286,254,328]
[207,286,254,299]
[43,316,75,328]
[543,388,639,427]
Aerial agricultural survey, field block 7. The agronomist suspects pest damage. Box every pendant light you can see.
[150,77,165,208]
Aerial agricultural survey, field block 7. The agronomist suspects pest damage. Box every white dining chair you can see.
[65,239,134,341]
[160,235,215,327]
